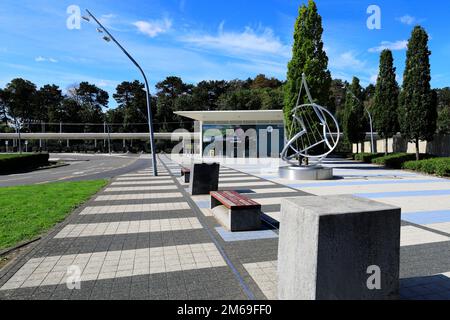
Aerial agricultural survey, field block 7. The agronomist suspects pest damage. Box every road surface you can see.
[0,153,154,187]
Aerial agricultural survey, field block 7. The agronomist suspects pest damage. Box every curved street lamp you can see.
[82,9,158,176]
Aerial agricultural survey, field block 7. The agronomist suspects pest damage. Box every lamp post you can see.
[82,9,158,176]
[15,120,22,154]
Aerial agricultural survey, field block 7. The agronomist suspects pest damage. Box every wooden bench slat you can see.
[210,191,260,209]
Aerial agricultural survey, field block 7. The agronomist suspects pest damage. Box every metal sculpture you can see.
[281,73,340,166]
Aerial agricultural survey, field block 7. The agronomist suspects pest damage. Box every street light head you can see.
[82,16,91,22]
[103,36,112,42]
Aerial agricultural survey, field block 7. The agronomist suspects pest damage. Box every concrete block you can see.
[278,195,401,300]
[211,205,261,232]
[189,163,220,195]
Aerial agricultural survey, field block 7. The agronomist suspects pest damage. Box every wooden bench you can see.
[210,191,262,232]
[181,167,190,183]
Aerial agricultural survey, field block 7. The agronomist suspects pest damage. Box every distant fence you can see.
[353,134,450,157]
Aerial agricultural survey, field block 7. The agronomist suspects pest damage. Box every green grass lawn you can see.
[0,180,108,250]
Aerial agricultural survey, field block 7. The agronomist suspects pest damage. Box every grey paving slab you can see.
[2,153,450,300]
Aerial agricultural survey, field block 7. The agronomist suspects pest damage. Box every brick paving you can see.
[1,154,450,300]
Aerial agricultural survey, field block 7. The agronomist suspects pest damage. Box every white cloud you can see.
[181,23,290,59]
[96,79,116,88]
[368,40,408,53]
[329,51,366,70]
[133,18,172,38]
[99,13,117,26]
[326,47,377,86]
[35,56,58,63]
[397,15,417,25]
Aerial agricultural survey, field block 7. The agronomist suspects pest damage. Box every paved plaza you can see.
[1,155,450,300]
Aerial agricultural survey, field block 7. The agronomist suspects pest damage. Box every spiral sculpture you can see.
[281,74,340,166]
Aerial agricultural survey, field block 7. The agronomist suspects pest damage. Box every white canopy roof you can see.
[174,110,284,123]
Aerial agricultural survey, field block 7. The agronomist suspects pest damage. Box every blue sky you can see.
[0,0,449,108]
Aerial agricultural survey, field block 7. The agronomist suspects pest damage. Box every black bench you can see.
[210,191,262,232]
[181,167,190,183]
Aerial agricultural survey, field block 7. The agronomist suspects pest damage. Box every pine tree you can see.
[372,49,399,155]
[284,0,331,136]
[399,26,437,160]
[343,77,366,153]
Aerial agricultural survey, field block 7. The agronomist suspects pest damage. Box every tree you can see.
[155,77,193,131]
[436,87,450,134]
[113,80,147,132]
[259,87,284,110]
[36,84,63,124]
[0,89,8,123]
[191,80,229,110]
[330,79,348,126]
[68,82,109,127]
[217,89,262,111]
[342,77,366,153]
[372,50,399,155]
[1,78,37,132]
[251,74,282,89]
[60,98,83,129]
[399,26,437,160]
[284,0,332,136]
[106,107,125,133]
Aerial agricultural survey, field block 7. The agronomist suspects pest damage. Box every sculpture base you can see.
[278,165,333,181]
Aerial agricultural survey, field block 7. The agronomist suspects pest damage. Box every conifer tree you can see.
[343,77,366,153]
[399,26,437,160]
[284,0,331,136]
[372,49,399,155]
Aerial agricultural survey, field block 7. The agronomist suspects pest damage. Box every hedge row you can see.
[371,153,434,169]
[403,158,450,177]
[0,153,50,174]
[354,153,385,163]
[354,152,434,169]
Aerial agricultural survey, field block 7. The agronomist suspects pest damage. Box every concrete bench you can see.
[189,163,220,195]
[278,195,401,300]
[210,191,262,232]
[181,167,190,183]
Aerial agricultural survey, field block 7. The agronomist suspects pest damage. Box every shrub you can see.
[403,158,450,177]
[371,153,433,169]
[0,153,49,174]
[354,153,385,163]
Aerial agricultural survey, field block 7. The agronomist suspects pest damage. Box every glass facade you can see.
[202,123,285,158]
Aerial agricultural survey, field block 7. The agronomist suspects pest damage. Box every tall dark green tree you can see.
[191,80,229,111]
[284,0,332,136]
[68,82,109,128]
[113,80,147,132]
[372,49,399,155]
[399,26,437,160]
[2,78,37,128]
[36,84,63,124]
[155,77,193,131]
[217,89,262,111]
[436,87,450,134]
[0,88,8,122]
[343,77,366,153]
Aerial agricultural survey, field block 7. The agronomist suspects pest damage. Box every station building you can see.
[175,110,285,158]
